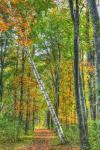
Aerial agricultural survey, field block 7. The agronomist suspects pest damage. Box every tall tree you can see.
[87,0,100,124]
[25,73,31,134]
[0,33,7,111]
[18,49,25,136]
[14,48,19,118]
[68,0,90,149]
[85,5,96,120]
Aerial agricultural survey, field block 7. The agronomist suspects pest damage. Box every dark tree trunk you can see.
[32,111,35,131]
[69,0,90,149]
[79,73,89,143]
[85,5,96,120]
[50,117,54,128]
[0,34,7,112]
[25,86,30,134]
[55,70,59,117]
[0,45,3,103]
[18,49,25,125]
[88,51,96,120]
[14,49,19,118]
[32,99,35,130]
[87,0,100,124]
[46,110,50,129]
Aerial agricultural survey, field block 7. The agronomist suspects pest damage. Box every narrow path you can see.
[18,129,56,150]
[18,129,80,150]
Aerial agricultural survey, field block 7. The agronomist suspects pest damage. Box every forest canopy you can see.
[0,0,100,150]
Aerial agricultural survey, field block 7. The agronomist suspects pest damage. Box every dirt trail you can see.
[17,129,80,150]
[17,129,56,150]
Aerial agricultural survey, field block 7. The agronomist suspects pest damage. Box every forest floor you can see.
[17,129,80,150]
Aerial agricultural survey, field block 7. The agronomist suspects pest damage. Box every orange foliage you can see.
[0,16,10,32]
[0,0,36,46]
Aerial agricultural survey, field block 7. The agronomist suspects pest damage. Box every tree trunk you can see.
[25,86,30,134]
[0,34,7,112]
[85,5,96,120]
[18,49,25,126]
[55,70,59,117]
[68,0,90,149]
[32,109,35,130]
[14,49,19,119]
[0,44,4,103]
[46,110,50,129]
[79,73,89,147]
[87,0,100,124]
[25,48,65,144]
[32,98,36,130]
[88,51,96,120]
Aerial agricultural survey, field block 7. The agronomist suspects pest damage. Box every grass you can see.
[15,135,34,150]
[0,130,34,150]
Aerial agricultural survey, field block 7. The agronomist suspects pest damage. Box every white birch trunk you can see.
[25,48,65,144]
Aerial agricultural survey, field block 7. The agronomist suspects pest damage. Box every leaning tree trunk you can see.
[87,0,100,125]
[25,48,65,144]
